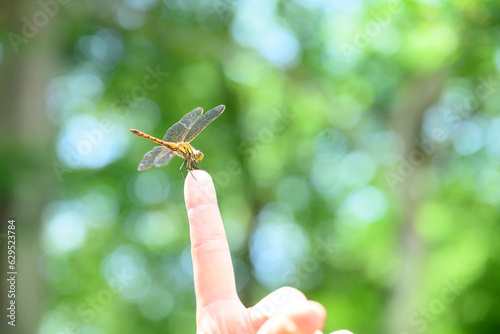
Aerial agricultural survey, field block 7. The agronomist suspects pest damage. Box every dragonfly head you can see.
[194,150,204,163]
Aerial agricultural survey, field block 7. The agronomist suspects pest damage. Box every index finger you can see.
[184,170,238,308]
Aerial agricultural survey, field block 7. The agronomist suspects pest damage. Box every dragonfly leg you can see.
[193,160,203,170]
[179,160,186,179]
[186,159,197,180]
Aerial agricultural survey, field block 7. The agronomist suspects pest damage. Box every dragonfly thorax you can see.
[171,142,204,164]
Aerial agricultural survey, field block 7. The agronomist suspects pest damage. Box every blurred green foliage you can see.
[1,0,500,334]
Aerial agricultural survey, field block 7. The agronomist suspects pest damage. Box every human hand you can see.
[184,170,353,334]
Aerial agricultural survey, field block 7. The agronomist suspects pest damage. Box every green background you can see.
[1,0,500,333]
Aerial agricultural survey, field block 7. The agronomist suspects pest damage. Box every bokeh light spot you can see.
[223,52,267,85]
[114,4,147,30]
[231,0,300,68]
[138,286,174,320]
[276,176,311,211]
[81,185,119,228]
[41,202,87,254]
[486,117,500,158]
[77,29,124,68]
[132,170,170,204]
[101,245,151,301]
[338,151,376,187]
[364,131,404,165]
[341,186,387,225]
[57,114,129,169]
[135,211,179,248]
[452,121,483,156]
[250,203,309,287]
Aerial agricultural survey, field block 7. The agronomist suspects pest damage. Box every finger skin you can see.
[251,287,326,334]
[291,301,326,332]
[256,302,325,334]
[249,287,307,328]
[257,315,298,334]
[184,170,238,308]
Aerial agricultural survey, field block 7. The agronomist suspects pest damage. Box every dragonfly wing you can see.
[138,146,168,171]
[154,149,176,167]
[162,107,204,142]
[182,104,225,142]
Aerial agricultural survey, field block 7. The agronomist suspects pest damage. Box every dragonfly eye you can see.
[195,151,204,163]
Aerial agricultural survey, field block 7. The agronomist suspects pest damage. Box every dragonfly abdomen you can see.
[130,129,171,146]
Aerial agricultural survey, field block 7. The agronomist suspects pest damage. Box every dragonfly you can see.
[130,104,225,177]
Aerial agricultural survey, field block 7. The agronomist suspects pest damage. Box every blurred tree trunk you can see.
[385,70,447,334]
[0,1,59,333]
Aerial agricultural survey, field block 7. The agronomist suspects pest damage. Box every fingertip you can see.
[309,301,326,319]
[186,169,212,182]
[284,301,325,333]
[184,170,217,209]
[308,301,327,330]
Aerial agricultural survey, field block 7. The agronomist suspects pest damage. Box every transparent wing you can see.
[154,149,176,167]
[182,105,225,143]
[162,107,204,142]
[138,146,169,171]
